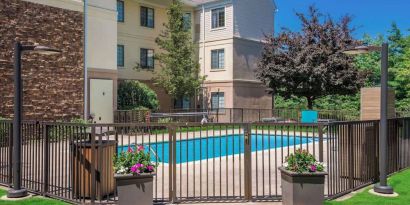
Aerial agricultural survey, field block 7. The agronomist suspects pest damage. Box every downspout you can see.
[83,0,89,120]
[202,4,206,109]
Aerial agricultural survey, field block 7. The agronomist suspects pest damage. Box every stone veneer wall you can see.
[0,0,84,121]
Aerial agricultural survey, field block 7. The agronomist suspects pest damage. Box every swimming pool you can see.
[118,134,315,164]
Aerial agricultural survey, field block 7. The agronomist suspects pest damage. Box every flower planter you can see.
[115,173,155,205]
[279,167,327,205]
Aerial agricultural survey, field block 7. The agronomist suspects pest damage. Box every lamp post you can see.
[7,42,61,198]
[343,43,394,194]
[265,88,275,110]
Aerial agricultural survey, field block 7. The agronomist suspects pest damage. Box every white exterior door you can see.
[90,79,114,123]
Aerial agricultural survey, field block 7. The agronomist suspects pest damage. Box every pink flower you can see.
[137,145,145,152]
[309,164,317,172]
[147,165,154,172]
[127,146,133,153]
[130,164,140,174]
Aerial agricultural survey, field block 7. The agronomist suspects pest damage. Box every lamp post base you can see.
[374,184,394,194]
[7,188,28,198]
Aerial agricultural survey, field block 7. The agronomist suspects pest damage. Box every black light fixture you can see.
[7,42,61,198]
[343,43,394,195]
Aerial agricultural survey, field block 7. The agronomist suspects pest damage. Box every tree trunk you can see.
[307,97,314,110]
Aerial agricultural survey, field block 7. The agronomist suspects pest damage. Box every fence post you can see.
[348,124,354,190]
[244,123,252,201]
[42,124,49,195]
[168,125,177,203]
[258,109,261,122]
[90,126,96,203]
[241,108,244,123]
[318,124,324,162]
[8,123,13,186]
[216,108,219,123]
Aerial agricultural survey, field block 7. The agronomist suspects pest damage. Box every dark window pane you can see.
[183,13,191,31]
[117,45,124,67]
[147,8,154,28]
[219,11,225,27]
[211,50,218,69]
[117,1,124,22]
[141,7,147,26]
[140,48,147,68]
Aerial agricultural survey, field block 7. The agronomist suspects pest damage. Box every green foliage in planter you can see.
[118,80,159,110]
[285,149,324,173]
[114,144,157,175]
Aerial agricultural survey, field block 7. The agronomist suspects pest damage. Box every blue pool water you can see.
[118,134,314,164]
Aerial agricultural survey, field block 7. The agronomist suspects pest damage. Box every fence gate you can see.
[168,123,324,203]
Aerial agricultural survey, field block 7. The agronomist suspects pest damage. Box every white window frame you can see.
[211,92,225,109]
[141,6,155,28]
[211,49,225,69]
[210,7,226,30]
[140,48,155,69]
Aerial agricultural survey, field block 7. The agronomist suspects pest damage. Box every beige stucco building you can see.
[9,0,276,123]
[117,0,276,111]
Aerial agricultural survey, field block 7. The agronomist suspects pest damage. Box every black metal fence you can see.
[0,118,409,204]
[114,108,359,124]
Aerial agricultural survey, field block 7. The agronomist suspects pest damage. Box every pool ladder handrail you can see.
[148,145,161,163]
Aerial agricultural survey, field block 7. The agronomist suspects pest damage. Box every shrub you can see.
[113,145,157,175]
[118,80,159,110]
[48,118,90,141]
[157,117,173,123]
[284,149,324,173]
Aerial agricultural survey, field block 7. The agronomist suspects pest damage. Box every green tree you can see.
[154,0,204,100]
[354,34,384,86]
[355,24,410,110]
[256,6,367,109]
[117,80,159,110]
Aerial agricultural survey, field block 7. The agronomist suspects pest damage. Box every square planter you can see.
[115,173,155,205]
[279,167,327,205]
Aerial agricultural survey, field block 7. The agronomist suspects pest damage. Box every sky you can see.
[274,0,410,39]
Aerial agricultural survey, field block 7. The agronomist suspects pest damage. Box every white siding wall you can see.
[233,0,275,40]
[198,2,234,42]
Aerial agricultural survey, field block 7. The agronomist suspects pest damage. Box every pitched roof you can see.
[182,0,220,6]
[182,0,277,10]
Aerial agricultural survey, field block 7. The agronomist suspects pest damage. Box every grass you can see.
[0,189,67,205]
[325,168,410,205]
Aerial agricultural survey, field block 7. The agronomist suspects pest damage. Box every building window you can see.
[140,48,154,69]
[211,49,225,69]
[117,45,124,67]
[174,97,191,109]
[211,92,225,109]
[141,6,154,28]
[117,0,124,22]
[211,7,225,29]
[183,13,191,31]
